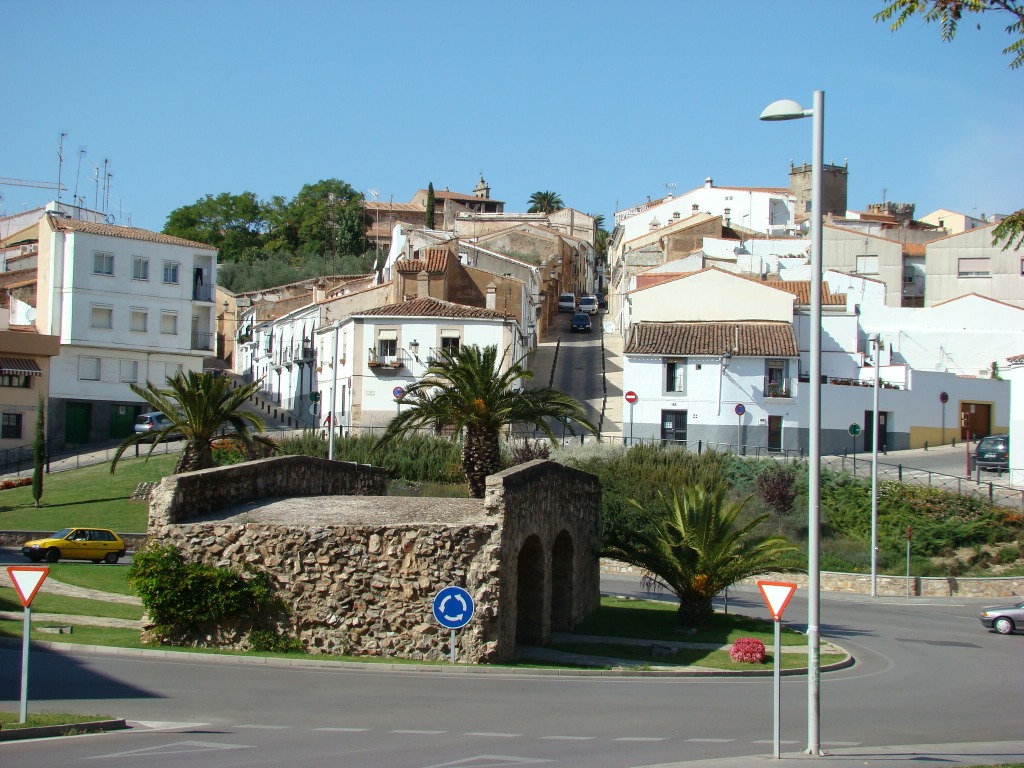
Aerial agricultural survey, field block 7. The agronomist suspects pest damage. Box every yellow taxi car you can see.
[22,528,127,564]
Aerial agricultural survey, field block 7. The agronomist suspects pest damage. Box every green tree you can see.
[603,486,802,627]
[110,371,274,475]
[425,182,436,230]
[267,179,367,259]
[376,344,596,498]
[32,397,45,508]
[163,192,271,262]
[875,1,1024,69]
[527,191,565,214]
[993,210,1024,250]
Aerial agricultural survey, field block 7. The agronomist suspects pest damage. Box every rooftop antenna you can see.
[56,132,68,205]
[664,182,677,198]
[73,146,87,209]
[102,158,112,215]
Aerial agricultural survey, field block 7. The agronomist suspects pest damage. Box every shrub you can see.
[730,637,767,664]
[0,477,32,491]
[502,438,551,468]
[212,437,277,466]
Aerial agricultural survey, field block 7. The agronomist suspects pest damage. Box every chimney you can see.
[486,282,497,310]
[705,177,713,188]
[417,269,430,299]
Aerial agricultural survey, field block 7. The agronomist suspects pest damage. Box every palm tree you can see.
[376,344,596,498]
[527,191,564,214]
[110,371,274,475]
[603,486,803,627]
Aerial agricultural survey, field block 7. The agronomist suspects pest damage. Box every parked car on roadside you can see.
[558,292,576,312]
[22,528,127,564]
[570,312,592,333]
[974,433,1009,471]
[979,599,1024,634]
[579,295,598,314]
[134,412,183,441]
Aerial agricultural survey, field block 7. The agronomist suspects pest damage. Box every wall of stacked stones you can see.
[147,457,602,663]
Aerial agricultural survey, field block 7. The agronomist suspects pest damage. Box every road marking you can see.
[465,732,522,738]
[131,721,210,731]
[685,738,735,742]
[422,757,552,768]
[391,729,447,734]
[88,740,252,759]
[237,724,292,729]
[752,739,800,744]
[540,735,595,740]
[613,736,666,742]
[313,727,370,732]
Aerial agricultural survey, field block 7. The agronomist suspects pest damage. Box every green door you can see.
[65,402,91,444]
[108,404,139,439]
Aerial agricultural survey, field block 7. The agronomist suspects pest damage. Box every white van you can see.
[558,293,576,312]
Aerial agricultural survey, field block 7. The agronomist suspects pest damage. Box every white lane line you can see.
[313,727,370,732]
[391,729,447,734]
[465,732,522,738]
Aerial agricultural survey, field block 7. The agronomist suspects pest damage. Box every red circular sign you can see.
[624,391,638,404]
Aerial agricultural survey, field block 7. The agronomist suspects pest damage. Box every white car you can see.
[558,293,576,312]
[579,295,598,314]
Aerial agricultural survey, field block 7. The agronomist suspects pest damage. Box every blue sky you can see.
[4,1,1022,233]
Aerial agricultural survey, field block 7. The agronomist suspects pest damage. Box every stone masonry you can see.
[147,456,601,663]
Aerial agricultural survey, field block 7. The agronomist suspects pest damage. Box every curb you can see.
[0,718,128,742]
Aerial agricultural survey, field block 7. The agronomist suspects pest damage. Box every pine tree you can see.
[32,396,45,508]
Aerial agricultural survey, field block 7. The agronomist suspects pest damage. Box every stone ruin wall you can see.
[148,457,601,663]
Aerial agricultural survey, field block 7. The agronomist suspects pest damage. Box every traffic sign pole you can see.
[757,580,797,759]
[624,391,638,445]
[20,606,31,722]
[8,566,49,723]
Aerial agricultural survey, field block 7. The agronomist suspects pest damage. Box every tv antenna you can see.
[665,182,677,197]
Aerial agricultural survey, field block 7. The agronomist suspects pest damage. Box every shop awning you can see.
[0,357,43,376]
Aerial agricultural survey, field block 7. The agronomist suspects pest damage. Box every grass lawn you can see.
[577,596,807,646]
[0,454,176,532]
[547,641,844,670]
[0,711,115,730]
[0,587,143,620]
[36,563,133,595]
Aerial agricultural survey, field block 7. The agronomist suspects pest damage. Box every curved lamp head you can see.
[759,99,811,121]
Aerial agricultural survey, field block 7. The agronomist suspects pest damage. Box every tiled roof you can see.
[903,242,926,256]
[1008,352,1024,364]
[396,248,449,273]
[46,215,216,250]
[364,201,425,212]
[713,185,791,195]
[625,321,798,357]
[355,296,511,320]
[745,276,847,306]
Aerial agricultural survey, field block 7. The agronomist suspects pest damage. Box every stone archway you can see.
[516,535,545,645]
[550,530,575,633]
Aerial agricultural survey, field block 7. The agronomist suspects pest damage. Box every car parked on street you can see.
[570,312,592,333]
[134,411,184,441]
[22,528,127,564]
[979,599,1024,634]
[974,433,1009,471]
[558,292,576,312]
[579,295,598,314]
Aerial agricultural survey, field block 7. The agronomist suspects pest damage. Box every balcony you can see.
[367,348,411,372]
[191,331,214,351]
[764,377,793,399]
[193,283,213,302]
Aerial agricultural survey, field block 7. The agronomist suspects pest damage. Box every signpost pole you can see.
[773,617,781,759]
[757,580,797,760]
[450,628,456,664]
[629,402,634,445]
[20,605,31,723]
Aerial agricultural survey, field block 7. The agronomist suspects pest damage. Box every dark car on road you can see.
[570,312,592,333]
[979,599,1024,634]
[974,433,1009,471]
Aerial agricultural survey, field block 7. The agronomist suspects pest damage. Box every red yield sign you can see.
[7,566,49,608]
[624,391,638,404]
[756,580,797,622]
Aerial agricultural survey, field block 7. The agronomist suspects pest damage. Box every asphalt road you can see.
[1,579,1020,768]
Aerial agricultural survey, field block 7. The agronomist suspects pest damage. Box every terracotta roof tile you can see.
[396,248,449,274]
[355,296,511,320]
[47,215,216,250]
[363,201,425,212]
[625,321,798,357]
[903,242,926,256]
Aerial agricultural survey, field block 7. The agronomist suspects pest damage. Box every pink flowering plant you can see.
[729,636,767,664]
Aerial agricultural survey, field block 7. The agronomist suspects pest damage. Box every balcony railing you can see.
[193,284,213,302]
[191,331,214,351]
[764,377,793,399]
[367,348,411,371]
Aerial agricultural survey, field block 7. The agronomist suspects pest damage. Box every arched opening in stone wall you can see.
[516,534,546,646]
[550,530,575,632]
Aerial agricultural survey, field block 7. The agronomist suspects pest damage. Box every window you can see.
[93,251,114,276]
[1,413,23,440]
[79,356,101,381]
[766,359,790,397]
[132,257,149,280]
[855,255,879,274]
[130,308,148,333]
[376,329,397,359]
[0,375,30,389]
[161,311,178,335]
[665,359,685,393]
[90,305,113,329]
[903,267,915,284]
[163,261,180,284]
[440,329,460,353]
[958,258,991,277]
[120,360,138,383]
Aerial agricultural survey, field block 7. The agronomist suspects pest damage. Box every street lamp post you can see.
[760,89,824,756]
[870,333,882,597]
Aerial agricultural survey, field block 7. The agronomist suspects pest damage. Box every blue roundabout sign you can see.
[432,586,475,630]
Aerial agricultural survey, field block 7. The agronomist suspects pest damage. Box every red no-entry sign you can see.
[624,391,638,404]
